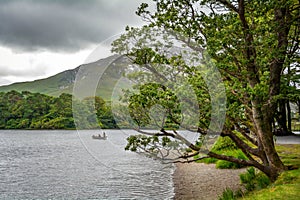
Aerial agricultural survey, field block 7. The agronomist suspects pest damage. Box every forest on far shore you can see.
[0,90,117,129]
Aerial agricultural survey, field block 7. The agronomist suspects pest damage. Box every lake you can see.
[0,130,175,199]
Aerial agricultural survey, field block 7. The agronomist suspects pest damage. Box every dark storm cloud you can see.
[0,0,149,52]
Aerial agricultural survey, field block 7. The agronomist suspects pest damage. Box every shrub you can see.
[240,167,256,191]
[201,157,218,164]
[218,188,236,200]
[211,136,238,152]
[216,149,248,169]
[196,135,248,169]
[240,167,271,192]
[256,173,271,189]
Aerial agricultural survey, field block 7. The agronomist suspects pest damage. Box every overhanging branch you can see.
[134,128,201,151]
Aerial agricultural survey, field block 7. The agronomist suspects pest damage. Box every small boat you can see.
[92,133,107,140]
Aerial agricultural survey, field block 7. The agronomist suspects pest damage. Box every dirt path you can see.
[173,163,246,200]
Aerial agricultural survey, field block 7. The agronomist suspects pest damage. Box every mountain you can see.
[0,55,129,100]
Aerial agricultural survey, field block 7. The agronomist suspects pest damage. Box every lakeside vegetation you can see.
[0,1,299,196]
[219,144,300,200]
[0,90,117,129]
[113,0,300,183]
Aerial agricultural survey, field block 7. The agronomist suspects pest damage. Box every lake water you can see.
[0,130,175,199]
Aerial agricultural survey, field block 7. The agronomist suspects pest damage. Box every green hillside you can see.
[0,69,77,96]
[0,55,128,100]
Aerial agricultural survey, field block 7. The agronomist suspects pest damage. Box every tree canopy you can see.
[0,91,117,129]
[112,0,299,181]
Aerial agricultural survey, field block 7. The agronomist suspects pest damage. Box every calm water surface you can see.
[0,130,174,199]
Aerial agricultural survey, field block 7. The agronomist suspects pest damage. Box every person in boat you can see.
[103,132,106,138]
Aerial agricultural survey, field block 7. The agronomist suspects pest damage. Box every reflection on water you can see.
[0,130,174,199]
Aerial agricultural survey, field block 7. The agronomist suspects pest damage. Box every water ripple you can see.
[0,130,174,199]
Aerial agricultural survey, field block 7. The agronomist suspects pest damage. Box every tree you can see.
[112,0,299,181]
[274,59,300,135]
[0,91,117,129]
[41,93,75,129]
[81,96,117,128]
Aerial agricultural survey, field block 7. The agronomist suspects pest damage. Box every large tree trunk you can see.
[128,0,297,183]
[253,104,286,181]
[237,1,288,181]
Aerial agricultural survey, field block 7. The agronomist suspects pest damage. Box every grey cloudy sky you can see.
[0,0,151,85]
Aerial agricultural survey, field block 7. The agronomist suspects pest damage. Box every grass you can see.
[219,188,236,200]
[196,135,249,169]
[292,122,300,131]
[216,149,248,169]
[199,136,300,199]
[237,144,300,200]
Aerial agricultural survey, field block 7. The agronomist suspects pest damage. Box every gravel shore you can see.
[172,135,300,199]
[173,163,246,200]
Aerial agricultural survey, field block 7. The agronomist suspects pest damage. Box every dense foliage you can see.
[0,91,117,129]
[112,0,299,181]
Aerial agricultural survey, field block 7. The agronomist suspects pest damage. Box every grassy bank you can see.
[238,144,300,200]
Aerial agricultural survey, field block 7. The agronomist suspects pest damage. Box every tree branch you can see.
[221,131,260,157]
[217,0,239,13]
[134,128,201,151]
[233,122,258,146]
[268,5,292,112]
[208,151,262,169]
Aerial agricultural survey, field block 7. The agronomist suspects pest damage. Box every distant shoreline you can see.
[0,128,299,133]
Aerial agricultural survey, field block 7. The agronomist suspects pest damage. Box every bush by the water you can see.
[218,188,236,200]
[239,144,300,200]
[216,149,248,169]
[240,167,271,191]
[211,136,238,151]
[198,135,248,169]
[219,167,271,200]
